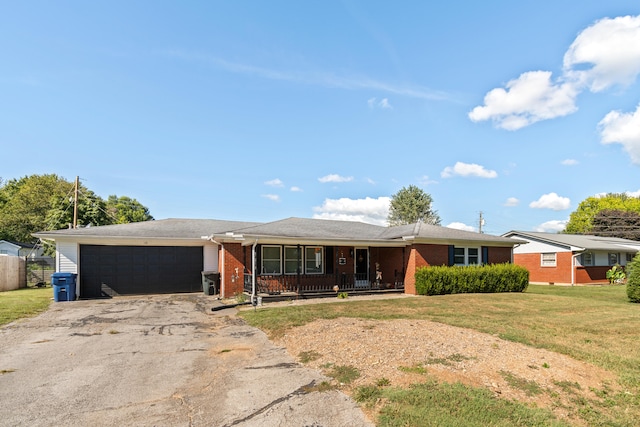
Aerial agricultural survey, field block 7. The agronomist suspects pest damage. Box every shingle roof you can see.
[503,231,640,251]
[33,218,261,240]
[34,217,520,246]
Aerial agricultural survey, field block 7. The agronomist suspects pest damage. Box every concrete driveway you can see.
[0,294,372,426]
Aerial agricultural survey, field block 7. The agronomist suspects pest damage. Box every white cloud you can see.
[164,50,452,101]
[561,159,579,166]
[312,196,391,226]
[446,222,476,232]
[290,186,303,192]
[262,194,280,202]
[504,197,519,207]
[534,220,568,232]
[441,162,498,178]
[318,174,354,183]
[368,97,393,109]
[564,15,640,92]
[418,175,438,186]
[529,193,571,211]
[265,178,284,187]
[468,71,579,130]
[469,14,640,130]
[599,104,640,164]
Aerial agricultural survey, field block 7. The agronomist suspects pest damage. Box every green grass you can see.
[0,287,52,327]
[240,284,640,426]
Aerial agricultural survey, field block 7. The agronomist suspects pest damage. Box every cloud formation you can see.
[368,97,393,109]
[599,104,640,164]
[262,194,280,202]
[529,192,571,210]
[504,197,519,207]
[469,15,640,131]
[446,222,477,232]
[318,174,354,183]
[264,178,284,187]
[534,219,568,232]
[312,196,391,226]
[441,162,498,178]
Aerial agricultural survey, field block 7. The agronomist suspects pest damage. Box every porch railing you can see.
[243,272,404,295]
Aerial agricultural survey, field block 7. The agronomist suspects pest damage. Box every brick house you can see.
[34,217,520,299]
[502,231,640,285]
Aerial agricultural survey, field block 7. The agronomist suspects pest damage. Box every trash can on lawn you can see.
[52,272,77,302]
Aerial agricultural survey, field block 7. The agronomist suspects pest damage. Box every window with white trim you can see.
[305,247,323,274]
[608,253,619,265]
[454,247,480,265]
[541,253,556,267]
[627,253,635,262]
[284,246,302,274]
[261,246,282,274]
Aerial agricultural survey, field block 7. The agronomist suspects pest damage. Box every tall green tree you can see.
[0,174,154,243]
[46,186,112,230]
[0,174,70,242]
[106,195,154,224]
[564,193,640,237]
[387,185,440,226]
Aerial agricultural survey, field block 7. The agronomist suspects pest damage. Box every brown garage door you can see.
[79,245,203,298]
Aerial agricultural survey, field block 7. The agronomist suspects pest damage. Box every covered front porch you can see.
[240,244,407,298]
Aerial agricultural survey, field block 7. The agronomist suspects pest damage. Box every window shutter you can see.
[448,245,455,266]
[482,246,489,265]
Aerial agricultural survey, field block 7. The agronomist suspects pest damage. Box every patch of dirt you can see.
[273,317,620,423]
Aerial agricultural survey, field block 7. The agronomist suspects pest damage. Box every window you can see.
[627,253,635,262]
[468,248,479,265]
[284,246,302,274]
[305,247,323,274]
[608,253,619,265]
[453,247,480,265]
[541,253,556,267]
[454,248,465,265]
[581,252,593,266]
[261,246,282,274]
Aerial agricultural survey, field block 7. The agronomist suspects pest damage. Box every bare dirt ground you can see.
[264,296,621,424]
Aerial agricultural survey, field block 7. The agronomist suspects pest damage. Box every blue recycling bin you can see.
[52,273,77,302]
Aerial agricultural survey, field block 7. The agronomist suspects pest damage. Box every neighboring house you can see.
[34,217,521,299]
[0,240,45,258]
[502,231,640,285]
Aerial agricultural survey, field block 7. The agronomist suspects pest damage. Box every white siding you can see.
[56,241,78,273]
[203,243,219,272]
[513,238,569,254]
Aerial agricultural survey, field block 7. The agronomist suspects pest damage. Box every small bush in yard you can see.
[415,263,529,296]
[626,253,640,303]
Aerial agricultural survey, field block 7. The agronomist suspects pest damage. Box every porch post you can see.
[297,244,301,294]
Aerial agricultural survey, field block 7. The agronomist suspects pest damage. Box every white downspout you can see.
[252,240,258,302]
[219,243,225,297]
[571,251,585,287]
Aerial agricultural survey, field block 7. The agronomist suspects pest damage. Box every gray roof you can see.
[33,218,261,240]
[34,217,520,246]
[503,231,640,252]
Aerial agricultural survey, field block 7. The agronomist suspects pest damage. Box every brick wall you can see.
[222,243,245,298]
[514,251,573,284]
[487,247,512,264]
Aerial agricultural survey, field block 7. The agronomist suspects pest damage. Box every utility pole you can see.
[478,211,485,234]
[73,176,79,229]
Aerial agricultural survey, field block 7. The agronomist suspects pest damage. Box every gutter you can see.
[571,249,586,287]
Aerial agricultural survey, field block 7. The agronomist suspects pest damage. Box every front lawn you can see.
[240,285,640,426]
[0,286,52,327]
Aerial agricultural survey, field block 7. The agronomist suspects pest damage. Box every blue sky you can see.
[2,1,640,235]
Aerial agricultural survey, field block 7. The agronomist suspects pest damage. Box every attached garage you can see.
[80,245,203,297]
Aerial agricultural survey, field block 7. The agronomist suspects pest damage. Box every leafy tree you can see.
[106,195,154,224]
[626,253,640,303]
[46,186,112,230]
[387,185,440,226]
[591,209,640,240]
[564,193,640,236]
[0,174,70,242]
[0,174,154,243]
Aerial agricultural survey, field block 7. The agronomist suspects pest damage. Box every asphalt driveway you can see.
[0,294,372,426]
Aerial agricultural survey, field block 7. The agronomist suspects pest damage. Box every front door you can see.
[355,248,369,288]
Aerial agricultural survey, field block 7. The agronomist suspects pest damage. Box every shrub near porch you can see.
[415,263,529,296]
